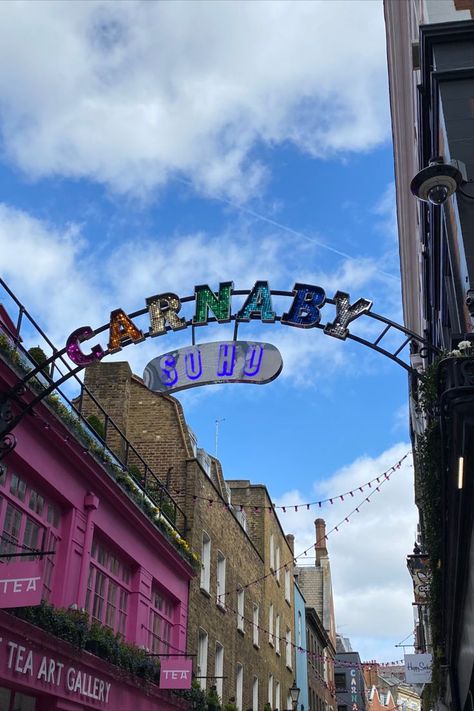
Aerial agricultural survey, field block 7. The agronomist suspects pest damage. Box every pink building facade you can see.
[0,305,194,711]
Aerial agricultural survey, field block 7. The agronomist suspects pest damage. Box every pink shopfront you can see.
[0,306,194,711]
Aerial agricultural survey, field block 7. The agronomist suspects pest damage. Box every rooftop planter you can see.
[0,336,200,571]
[9,601,160,683]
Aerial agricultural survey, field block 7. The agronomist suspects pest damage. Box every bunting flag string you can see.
[216,458,404,600]
[172,452,410,513]
[208,591,404,674]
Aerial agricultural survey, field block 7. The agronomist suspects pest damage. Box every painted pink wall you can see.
[0,356,193,655]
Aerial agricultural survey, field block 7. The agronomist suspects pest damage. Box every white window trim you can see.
[286,628,292,669]
[253,604,259,647]
[253,676,259,711]
[237,588,245,632]
[215,641,224,700]
[270,533,275,571]
[236,663,243,711]
[200,531,211,593]
[197,628,208,690]
[275,613,280,655]
[285,568,291,603]
[268,603,274,646]
[216,551,226,610]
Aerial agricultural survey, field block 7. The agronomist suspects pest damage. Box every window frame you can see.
[200,531,211,593]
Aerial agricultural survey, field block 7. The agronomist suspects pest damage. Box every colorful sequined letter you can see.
[193,282,233,325]
[147,293,186,336]
[237,281,275,323]
[108,309,144,353]
[324,291,372,340]
[281,283,326,328]
[66,326,105,366]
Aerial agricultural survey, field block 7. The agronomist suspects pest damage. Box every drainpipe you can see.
[76,492,99,608]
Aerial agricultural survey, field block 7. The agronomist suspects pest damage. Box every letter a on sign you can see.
[160,659,192,689]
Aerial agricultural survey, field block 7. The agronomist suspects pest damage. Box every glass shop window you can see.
[147,584,177,655]
[85,536,132,637]
[0,465,62,600]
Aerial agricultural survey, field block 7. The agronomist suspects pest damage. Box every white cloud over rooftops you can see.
[0,1,389,200]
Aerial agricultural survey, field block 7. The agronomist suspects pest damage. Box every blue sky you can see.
[0,1,417,664]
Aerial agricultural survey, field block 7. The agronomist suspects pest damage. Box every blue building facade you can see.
[294,580,309,711]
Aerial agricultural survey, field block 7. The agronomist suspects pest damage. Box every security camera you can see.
[466,290,474,315]
[410,158,465,205]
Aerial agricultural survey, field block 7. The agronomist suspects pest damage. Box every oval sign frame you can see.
[143,340,283,394]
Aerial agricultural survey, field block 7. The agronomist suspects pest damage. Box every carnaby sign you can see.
[65,281,372,393]
[159,658,192,689]
[0,561,43,608]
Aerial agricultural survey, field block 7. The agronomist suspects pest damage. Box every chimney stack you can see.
[315,518,327,564]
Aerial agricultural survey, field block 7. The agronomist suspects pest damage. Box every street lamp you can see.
[289,680,300,711]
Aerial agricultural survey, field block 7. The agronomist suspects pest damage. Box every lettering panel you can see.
[143,341,283,394]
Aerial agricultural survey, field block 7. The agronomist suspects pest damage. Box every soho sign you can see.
[65,281,372,391]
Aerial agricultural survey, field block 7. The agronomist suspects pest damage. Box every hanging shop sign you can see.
[350,668,358,711]
[144,340,283,393]
[0,561,43,608]
[159,658,193,689]
[66,281,372,373]
[407,555,431,605]
[404,653,432,684]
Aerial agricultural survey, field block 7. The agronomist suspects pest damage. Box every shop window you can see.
[0,688,37,711]
[10,474,26,502]
[0,468,62,600]
[85,536,131,637]
[147,584,176,655]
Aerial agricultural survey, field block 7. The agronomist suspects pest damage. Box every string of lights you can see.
[217,455,408,600]
[170,453,410,513]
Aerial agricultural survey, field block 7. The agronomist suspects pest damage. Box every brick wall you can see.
[82,361,298,709]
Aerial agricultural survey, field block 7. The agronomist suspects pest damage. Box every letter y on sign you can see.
[324,291,372,340]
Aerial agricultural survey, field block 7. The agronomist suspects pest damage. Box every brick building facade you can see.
[81,361,297,710]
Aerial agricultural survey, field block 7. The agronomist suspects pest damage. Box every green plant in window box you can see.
[263,703,272,711]
[223,700,238,711]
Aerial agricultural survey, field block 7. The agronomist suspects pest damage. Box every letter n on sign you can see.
[159,658,193,689]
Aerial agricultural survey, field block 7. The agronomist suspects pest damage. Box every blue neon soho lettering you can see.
[159,343,264,388]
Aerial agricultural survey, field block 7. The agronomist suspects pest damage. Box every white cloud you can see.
[0,1,389,200]
[0,200,404,390]
[274,442,417,662]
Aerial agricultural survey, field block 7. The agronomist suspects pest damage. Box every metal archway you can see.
[0,280,439,459]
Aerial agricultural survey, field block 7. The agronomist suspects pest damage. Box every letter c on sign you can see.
[66,327,105,366]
